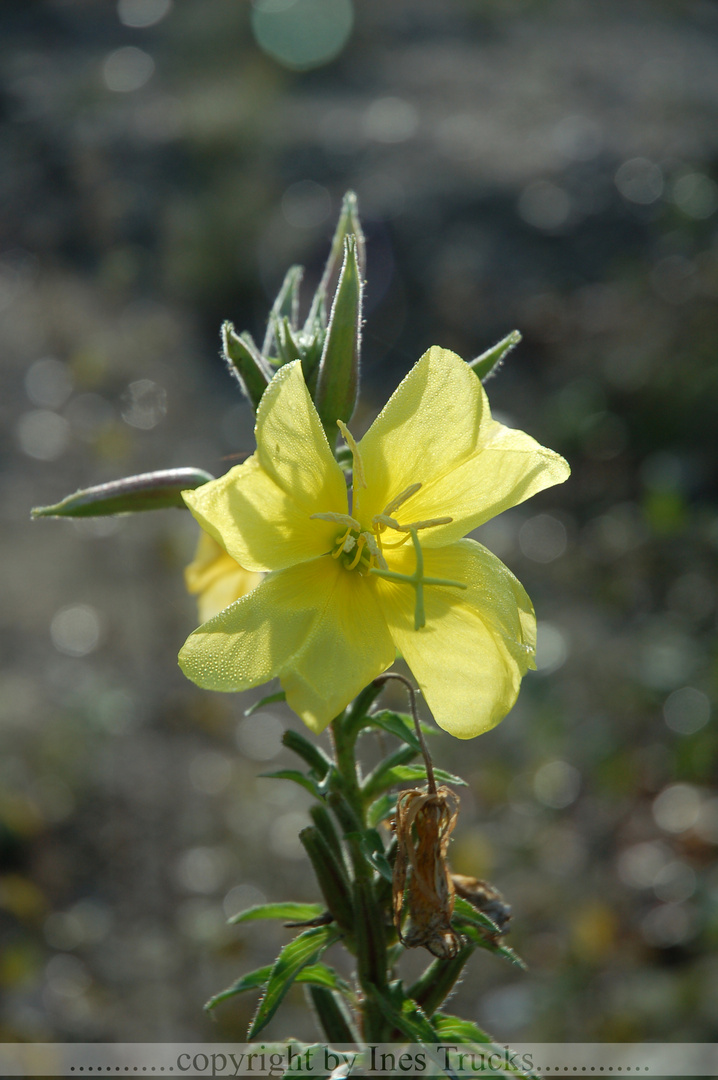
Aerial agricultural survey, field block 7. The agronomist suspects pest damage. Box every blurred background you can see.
[1,0,717,1046]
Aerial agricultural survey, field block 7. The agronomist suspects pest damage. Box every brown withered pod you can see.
[391,785,463,959]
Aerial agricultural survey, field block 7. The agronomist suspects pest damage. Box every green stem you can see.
[330,714,365,825]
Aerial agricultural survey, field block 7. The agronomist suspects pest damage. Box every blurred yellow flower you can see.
[185,530,262,624]
[179,347,569,737]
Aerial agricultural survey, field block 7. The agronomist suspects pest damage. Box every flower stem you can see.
[372,672,437,794]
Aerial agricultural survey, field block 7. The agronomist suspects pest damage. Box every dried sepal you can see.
[391,785,462,959]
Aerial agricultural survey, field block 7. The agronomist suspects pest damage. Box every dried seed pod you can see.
[452,874,512,936]
[392,786,462,958]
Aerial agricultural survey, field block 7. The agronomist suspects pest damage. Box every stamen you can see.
[336,420,367,489]
[311,511,362,529]
[382,482,422,518]
[373,513,453,534]
[346,534,366,570]
[331,526,352,559]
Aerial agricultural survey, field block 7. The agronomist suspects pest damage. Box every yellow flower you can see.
[185,530,262,624]
[179,347,569,738]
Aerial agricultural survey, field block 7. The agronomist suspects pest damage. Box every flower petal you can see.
[179,556,395,733]
[183,362,348,572]
[356,346,569,545]
[379,539,536,739]
[281,566,395,733]
[185,530,262,624]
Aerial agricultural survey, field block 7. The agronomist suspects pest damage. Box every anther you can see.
[336,420,366,489]
[382,482,422,518]
[346,534,367,570]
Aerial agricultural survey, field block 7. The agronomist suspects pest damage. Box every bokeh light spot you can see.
[236,713,284,761]
[663,687,710,735]
[519,513,567,563]
[103,46,155,93]
[120,379,167,429]
[652,784,701,834]
[534,622,568,674]
[363,97,419,143]
[533,760,581,809]
[118,0,172,29]
[251,0,354,72]
[281,180,332,229]
[672,172,718,219]
[518,181,571,229]
[25,357,73,409]
[615,157,663,204]
[17,410,70,460]
[50,604,101,657]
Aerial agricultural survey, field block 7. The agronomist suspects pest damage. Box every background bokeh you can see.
[2,0,717,1045]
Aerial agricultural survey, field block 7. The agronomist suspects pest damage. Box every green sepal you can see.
[343,682,387,737]
[229,902,325,926]
[222,321,273,410]
[326,790,364,838]
[367,792,397,829]
[314,234,362,449]
[360,746,420,801]
[468,329,522,382]
[259,769,321,799]
[353,877,387,992]
[407,946,474,1017]
[282,729,332,779]
[262,265,304,358]
[31,467,214,519]
[307,985,357,1044]
[305,190,365,334]
[276,317,305,367]
[431,1012,492,1043]
[247,925,340,1038]
[299,827,354,932]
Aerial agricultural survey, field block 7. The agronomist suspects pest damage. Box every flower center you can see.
[310,422,469,629]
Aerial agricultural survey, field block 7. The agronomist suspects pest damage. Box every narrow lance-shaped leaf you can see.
[307,985,357,1044]
[468,329,522,382]
[247,925,339,1038]
[314,234,362,449]
[31,468,214,519]
[305,190,364,334]
[262,264,304,358]
[229,902,325,926]
[222,321,273,411]
[299,827,354,932]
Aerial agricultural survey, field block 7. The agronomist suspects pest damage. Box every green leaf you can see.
[407,946,474,1017]
[456,920,527,970]
[248,925,339,1038]
[361,745,418,801]
[229,902,325,926]
[244,690,286,716]
[452,895,503,936]
[31,468,214,519]
[204,965,272,1010]
[371,984,438,1043]
[276,317,305,367]
[259,769,321,799]
[468,329,522,382]
[365,763,467,798]
[300,827,354,931]
[262,265,304,357]
[432,1012,492,1043]
[297,962,353,995]
[314,234,362,448]
[359,828,393,882]
[360,709,424,752]
[308,985,357,1044]
[222,321,273,410]
[367,792,397,828]
[282,729,332,778]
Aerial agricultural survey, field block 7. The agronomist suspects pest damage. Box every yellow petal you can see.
[179,557,394,733]
[183,362,348,572]
[185,530,262,624]
[379,539,536,739]
[281,566,395,733]
[356,346,569,545]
